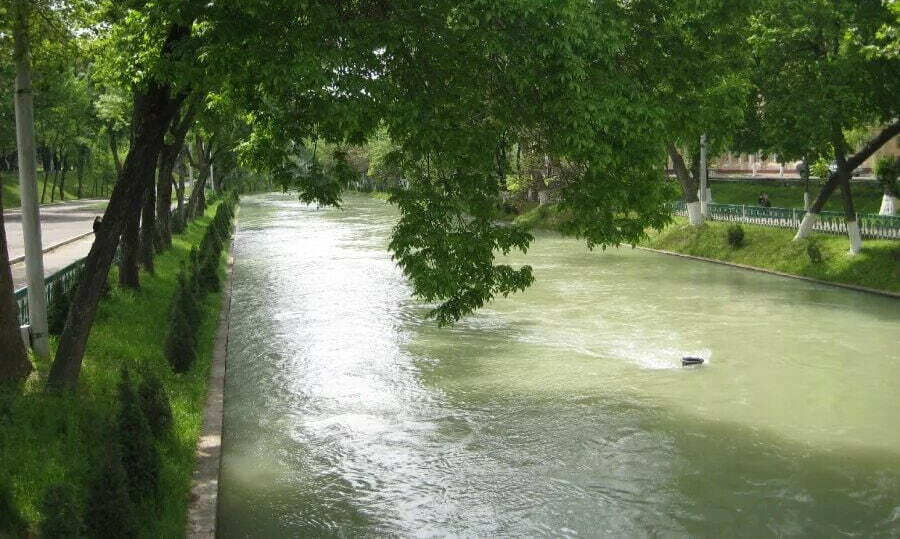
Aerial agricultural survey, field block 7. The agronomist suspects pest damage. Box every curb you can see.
[9,231,95,265]
[636,246,900,299]
[186,207,238,538]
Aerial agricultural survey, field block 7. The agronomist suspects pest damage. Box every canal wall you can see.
[186,208,238,538]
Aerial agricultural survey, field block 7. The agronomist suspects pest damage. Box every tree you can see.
[0,185,31,383]
[748,0,900,254]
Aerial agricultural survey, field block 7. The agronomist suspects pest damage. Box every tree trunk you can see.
[139,179,156,274]
[48,77,186,389]
[57,153,68,201]
[795,121,900,241]
[666,142,702,226]
[40,150,51,203]
[0,185,32,383]
[119,197,142,289]
[109,128,123,179]
[186,159,209,220]
[156,100,197,248]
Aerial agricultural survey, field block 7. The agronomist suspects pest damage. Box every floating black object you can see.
[682,356,704,366]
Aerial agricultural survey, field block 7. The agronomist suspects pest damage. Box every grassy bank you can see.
[643,218,900,293]
[705,180,884,214]
[0,202,227,536]
[511,204,899,293]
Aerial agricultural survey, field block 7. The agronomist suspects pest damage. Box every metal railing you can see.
[14,208,180,327]
[672,201,900,240]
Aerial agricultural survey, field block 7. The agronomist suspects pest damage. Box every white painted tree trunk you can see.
[794,212,819,240]
[209,163,215,193]
[879,194,897,215]
[847,220,862,255]
[687,201,703,227]
[13,1,49,360]
[803,192,811,211]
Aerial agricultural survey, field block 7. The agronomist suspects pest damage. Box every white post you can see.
[699,134,708,216]
[13,1,49,359]
[209,163,215,193]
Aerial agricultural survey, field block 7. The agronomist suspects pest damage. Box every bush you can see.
[175,269,201,328]
[117,369,159,499]
[85,444,136,539]
[197,255,221,293]
[0,480,27,538]
[138,371,173,439]
[726,224,744,248]
[47,280,71,336]
[807,241,823,264]
[165,297,196,373]
[40,484,82,538]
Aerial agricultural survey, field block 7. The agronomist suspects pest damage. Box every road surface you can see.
[4,199,107,290]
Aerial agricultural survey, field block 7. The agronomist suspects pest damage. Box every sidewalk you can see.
[4,199,108,289]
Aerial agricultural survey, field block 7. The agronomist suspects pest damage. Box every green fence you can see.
[672,201,900,240]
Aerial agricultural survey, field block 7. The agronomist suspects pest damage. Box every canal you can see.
[218,193,900,537]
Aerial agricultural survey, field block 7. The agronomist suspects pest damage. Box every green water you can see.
[219,193,900,537]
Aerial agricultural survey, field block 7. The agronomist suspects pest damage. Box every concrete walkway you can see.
[5,199,108,289]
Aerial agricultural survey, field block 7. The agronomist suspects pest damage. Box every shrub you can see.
[726,224,744,248]
[0,480,27,538]
[47,280,71,336]
[807,241,823,264]
[176,269,201,328]
[117,369,159,499]
[85,444,136,539]
[138,371,173,439]
[165,298,196,373]
[40,484,82,538]
[197,255,221,293]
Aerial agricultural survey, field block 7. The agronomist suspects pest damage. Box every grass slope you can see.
[642,219,900,293]
[0,202,226,537]
[2,171,111,209]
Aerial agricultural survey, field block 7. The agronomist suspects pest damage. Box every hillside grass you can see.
[641,218,900,293]
[0,202,227,537]
[2,171,112,209]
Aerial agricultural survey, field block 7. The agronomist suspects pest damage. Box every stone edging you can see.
[186,207,238,538]
[636,246,900,299]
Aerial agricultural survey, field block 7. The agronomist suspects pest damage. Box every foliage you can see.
[811,159,831,183]
[0,479,27,537]
[47,280,71,336]
[117,369,159,500]
[138,371,173,439]
[164,294,196,373]
[874,156,899,195]
[747,0,900,162]
[85,445,136,539]
[726,225,745,248]
[807,241,823,265]
[39,484,82,539]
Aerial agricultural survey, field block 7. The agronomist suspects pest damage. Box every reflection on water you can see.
[219,193,900,537]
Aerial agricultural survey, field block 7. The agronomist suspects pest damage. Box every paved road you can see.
[4,199,107,289]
